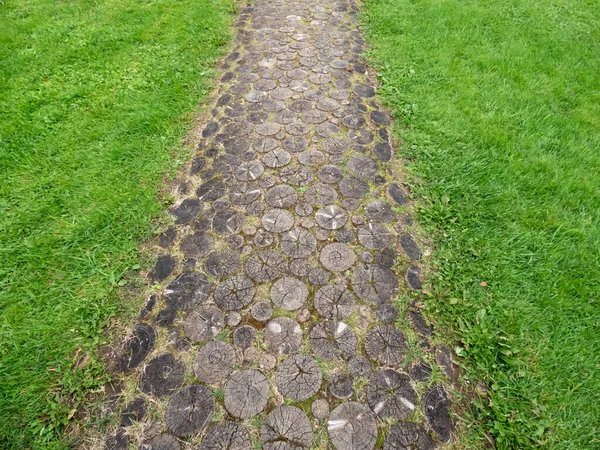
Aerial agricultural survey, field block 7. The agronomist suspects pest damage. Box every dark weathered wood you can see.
[409,360,433,382]
[351,264,397,304]
[224,370,269,419]
[171,198,202,224]
[140,433,181,450]
[328,402,377,450]
[261,405,313,449]
[276,354,322,401]
[309,321,357,360]
[383,422,436,450]
[270,277,308,311]
[265,317,303,355]
[233,325,256,349]
[150,255,176,282]
[319,243,356,272]
[424,384,452,442]
[165,272,211,311]
[214,276,255,310]
[180,232,213,259]
[140,353,185,399]
[204,249,241,279]
[366,369,416,420]
[105,428,128,450]
[365,326,407,366]
[314,285,355,320]
[165,384,214,437]
[193,340,236,384]
[120,397,146,427]
[116,323,156,373]
[199,421,251,450]
[184,305,224,342]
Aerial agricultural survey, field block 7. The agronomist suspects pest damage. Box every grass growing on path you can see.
[362,0,600,448]
[0,0,232,447]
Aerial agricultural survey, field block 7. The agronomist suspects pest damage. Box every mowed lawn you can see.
[0,0,232,447]
[362,0,599,448]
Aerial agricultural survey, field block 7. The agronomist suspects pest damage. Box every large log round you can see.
[366,369,416,420]
[193,340,236,384]
[224,370,270,419]
[276,354,322,401]
[199,421,252,450]
[328,402,377,450]
[165,384,214,437]
[261,405,313,449]
[310,321,357,360]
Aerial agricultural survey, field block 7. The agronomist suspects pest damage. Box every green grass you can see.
[0,0,232,447]
[362,0,600,448]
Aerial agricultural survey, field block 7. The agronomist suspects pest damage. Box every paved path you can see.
[105,0,454,448]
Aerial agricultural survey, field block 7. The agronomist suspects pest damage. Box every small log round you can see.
[261,405,313,449]
[140,353,185,399]
[276,354,322,401]
[311,398,329,419]
[120,397,146,427]
[329,373,354,399]
[251,301,273,322]
[266,184,298,208]
[376,304,398,324]
[319,243,356,272]
[328,402,377,450]
[224,370,269,419]
[184,305,224,342]
[165,384,214,437]
[233,325,256,349]
[193,340,236,384]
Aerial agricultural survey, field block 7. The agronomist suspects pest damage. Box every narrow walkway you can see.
[105,0,455,448]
